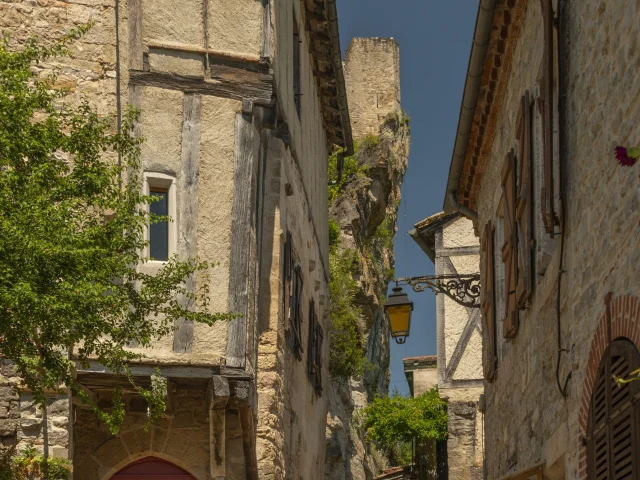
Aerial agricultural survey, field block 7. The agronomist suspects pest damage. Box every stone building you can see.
[442,0,640,479]
[410,213,484,480]
[403,356,438,399]
[0,0,355,478]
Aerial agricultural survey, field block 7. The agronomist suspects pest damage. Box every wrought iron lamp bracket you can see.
[395,273,481,309]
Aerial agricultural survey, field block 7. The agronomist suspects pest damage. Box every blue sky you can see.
[337,1,478,396]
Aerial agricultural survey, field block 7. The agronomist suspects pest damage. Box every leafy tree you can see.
[0,27,234,444]
[361,388,448,451]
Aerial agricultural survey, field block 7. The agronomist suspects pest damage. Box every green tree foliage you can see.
[0,30,234,436]
[328,248,366,379]
[361,389,448,447]
[327,137,376,204]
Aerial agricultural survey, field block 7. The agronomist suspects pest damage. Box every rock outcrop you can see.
[325,109,410,479]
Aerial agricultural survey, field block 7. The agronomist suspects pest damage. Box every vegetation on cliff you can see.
[328,247,367,379]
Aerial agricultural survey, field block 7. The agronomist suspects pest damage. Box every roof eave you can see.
[443,0,498,215]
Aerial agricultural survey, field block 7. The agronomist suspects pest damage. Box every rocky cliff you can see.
[325,109,410,479]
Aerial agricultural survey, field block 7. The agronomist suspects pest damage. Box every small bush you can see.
[0,445,72,480]
[329,249,366,379]
[328,219,340,251]
[328,144,369,204]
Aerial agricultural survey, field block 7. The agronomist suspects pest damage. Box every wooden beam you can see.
[147,42,262,64]
[128,70,273,105]
[127,0,143,70]
[210,376,229,480]
[238,404,258,480]
[226,110,260,368]
[173,93,202,353]
[76,360,220,379]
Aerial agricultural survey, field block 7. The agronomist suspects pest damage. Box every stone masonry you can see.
[447,0,640,479]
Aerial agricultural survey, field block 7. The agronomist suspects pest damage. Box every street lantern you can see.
[385,286,413,344]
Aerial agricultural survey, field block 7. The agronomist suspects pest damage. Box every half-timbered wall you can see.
[434,217,484,480]
[1,0,336,477]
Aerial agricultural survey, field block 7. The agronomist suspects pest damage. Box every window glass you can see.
[150,189,169,261]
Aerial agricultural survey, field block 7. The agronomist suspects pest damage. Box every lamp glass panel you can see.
[388,305,411,335]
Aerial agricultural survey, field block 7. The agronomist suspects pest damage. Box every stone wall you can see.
[344,38,401,139]
[0,361,70,462]
[473,0,640,478]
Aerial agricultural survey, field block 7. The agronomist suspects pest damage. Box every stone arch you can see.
[111,456,196,478]
[577,293,640,479]
[101,451,202,480]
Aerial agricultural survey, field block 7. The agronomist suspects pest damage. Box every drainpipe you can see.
[448,190,478,222]
[443,0,497,219]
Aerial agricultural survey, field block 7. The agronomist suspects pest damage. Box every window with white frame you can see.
[144,172,176,262]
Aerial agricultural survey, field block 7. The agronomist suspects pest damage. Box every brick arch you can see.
[577,293,640,479]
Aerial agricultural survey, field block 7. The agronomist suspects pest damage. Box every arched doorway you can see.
[111,457,196,479]
[586,339,640,479]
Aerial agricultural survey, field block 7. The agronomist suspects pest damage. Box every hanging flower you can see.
[615,146,640,166]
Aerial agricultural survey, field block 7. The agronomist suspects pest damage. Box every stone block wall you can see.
[0,361,70,461]
[344,38,401,139]
[473,0,640,478]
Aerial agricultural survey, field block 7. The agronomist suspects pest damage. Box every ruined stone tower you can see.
[344,38,402,139]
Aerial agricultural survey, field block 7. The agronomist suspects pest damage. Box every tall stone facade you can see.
[325,38,410,480]
[0,1,354,478]
[411,213,484,480]
[443,0,640,479]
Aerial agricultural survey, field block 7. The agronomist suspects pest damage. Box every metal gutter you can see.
[443,0,498,216]
[326,0,354,156]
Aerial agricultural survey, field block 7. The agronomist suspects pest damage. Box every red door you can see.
[111,457,196,479]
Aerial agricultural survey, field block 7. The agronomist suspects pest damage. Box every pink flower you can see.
[615,146,637,166]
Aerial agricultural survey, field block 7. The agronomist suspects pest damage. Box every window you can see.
[150,188,169,261]
[587,339,640,479]
[144,172,176,262]
[293,16,302,118]
[284,232,303,359]
[307,299,323,396]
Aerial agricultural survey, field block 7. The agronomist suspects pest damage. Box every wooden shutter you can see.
[501,150,519,338]
[284,231,292,320]
[290,265,304,359]
[481,222,497,382]
[587,339,640,479]
[315,322,324,396]
[540,0,557,236]
[308,299,316,377]
[516,92,534,308]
